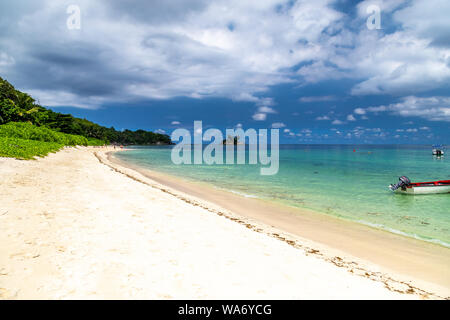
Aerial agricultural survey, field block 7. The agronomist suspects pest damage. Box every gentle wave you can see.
[219,187,260,199]
[356,220,450,248]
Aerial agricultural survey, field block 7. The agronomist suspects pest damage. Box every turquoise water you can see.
[115,145,450,247]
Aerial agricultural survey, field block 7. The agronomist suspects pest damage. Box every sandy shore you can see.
[0,147,448,299]
[109,152,450,297]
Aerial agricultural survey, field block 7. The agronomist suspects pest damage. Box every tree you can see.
[0,76,172,145]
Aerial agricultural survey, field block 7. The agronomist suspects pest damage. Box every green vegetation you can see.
[0,76,172,159]
[0,122,89,146]
[0,76,172,145]
[0,136,63,160]
[0,122,106,159]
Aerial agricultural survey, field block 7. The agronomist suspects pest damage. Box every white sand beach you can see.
[0,147,448,299]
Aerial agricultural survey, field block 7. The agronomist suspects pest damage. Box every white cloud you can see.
[350,33,450,95]
[297,60,350,84]
[271,122,286,128]
[301,1,450,97]
[358,96,450,122]
[354,108,366,115]
[346,114,356,121]
[283,128,295,136]
[0,0,347,109]
[155,129,166,134]
[332,119,344,125]
[366,128,382,132]
[252,113,266,121]
[299,95,336,103]
[256,97,276,107]
[356,0,405,17]
[26,89,105,109]
[171,121,181,125]
[393,0,450,47]
[349,0,450,97]
[252,102,277,122]
[0,52,15,67]
[257,106,277,114]
[315,115,330,121]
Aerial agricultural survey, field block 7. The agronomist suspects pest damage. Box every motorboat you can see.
[389,176,450,194]
[432,144,444,156]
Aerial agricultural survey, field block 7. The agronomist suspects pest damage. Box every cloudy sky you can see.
[0,0,449,143]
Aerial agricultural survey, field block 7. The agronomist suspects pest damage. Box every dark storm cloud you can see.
[0,0,218,106]
[7,41,126,96]
[33,51,96,68]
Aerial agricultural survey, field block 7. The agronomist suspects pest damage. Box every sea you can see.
[115,144,450,247]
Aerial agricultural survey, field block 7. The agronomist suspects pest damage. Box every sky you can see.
[0,0,449,144]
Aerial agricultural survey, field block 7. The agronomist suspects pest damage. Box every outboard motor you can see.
[389,176,411,191]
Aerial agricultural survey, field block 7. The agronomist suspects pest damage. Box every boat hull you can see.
[394,185,450,195]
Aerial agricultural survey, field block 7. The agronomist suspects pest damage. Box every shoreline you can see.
[106,149,450,298]
[115,150,450,249]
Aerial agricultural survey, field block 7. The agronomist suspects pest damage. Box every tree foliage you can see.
[0,122,102,146]
[0,76,172,145]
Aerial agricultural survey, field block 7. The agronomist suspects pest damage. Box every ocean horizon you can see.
[116,144,450,247]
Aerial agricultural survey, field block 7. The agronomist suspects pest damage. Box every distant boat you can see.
[432,144,444,156]
[389,176,450,194]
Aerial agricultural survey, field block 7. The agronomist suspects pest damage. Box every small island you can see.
[222,135,244,145]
